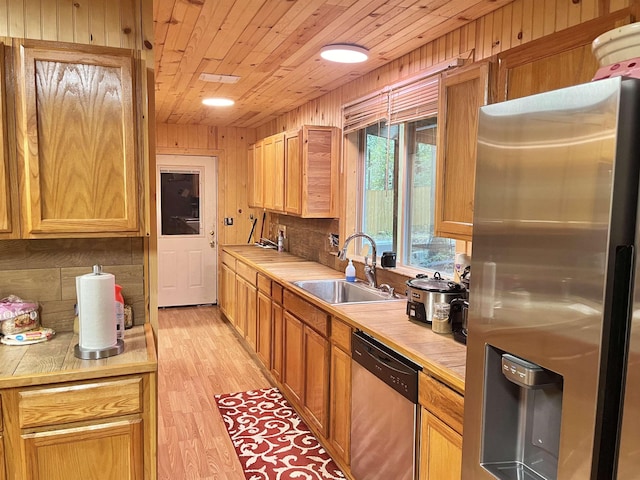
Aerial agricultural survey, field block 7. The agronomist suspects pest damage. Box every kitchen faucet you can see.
[338,232,377,288]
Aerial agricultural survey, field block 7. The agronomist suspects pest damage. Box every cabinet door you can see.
[245,283,257,350]
[0,433,5,480]
[273,134,285,211]
[301,126,339,218]
[282,311,304,405]
[419,410,462,480]
[14,40,139,237]
[330,344,351,464]
[235,276,248,336]
[0,41,18,240]
[256,291,272,368]
[253,141,264,208]
[284,132,301,215]
[434,63,488,241]
[22,419,143,480]
[303,326,330,436]
[220,263,236,324]
[271,302,284,382]
[247,143,256,208]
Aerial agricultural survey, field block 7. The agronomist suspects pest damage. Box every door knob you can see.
[210,230,215,236]
[210,240,215,247]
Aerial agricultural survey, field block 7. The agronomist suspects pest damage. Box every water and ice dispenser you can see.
[481,346,564,480]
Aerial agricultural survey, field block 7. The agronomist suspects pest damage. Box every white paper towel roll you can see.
[76,270,116,350]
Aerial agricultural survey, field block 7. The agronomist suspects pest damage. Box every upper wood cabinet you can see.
[263,133,285,212]
[434,63,489,241]
[249,126,339,218]
[0,41,18,240]
[248,140,264,208]
[13,40,141,238]
[285,126,339,218]
[497,12,630,102]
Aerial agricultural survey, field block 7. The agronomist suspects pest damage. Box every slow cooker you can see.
[406,272,467,323]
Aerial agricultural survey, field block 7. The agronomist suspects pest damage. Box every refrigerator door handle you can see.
[592,244,634,480]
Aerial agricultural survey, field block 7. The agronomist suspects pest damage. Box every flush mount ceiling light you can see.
[202,97,235,107]
[320,44,369,63]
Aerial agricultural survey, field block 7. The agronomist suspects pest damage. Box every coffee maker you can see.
[451,266,470,344]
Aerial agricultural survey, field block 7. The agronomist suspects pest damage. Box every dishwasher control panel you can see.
[352,331,422,403]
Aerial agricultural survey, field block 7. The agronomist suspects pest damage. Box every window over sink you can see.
[357,117,455,276]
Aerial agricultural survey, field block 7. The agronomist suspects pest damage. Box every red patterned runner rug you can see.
[215,387,346,480]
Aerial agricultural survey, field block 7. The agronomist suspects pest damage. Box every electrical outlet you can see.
[224,217,234,226]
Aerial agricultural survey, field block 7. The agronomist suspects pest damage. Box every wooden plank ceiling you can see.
[154,0,512,129]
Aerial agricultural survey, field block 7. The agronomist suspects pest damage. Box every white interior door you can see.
[157,155,217,307]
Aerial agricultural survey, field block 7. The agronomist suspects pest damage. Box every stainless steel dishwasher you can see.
[350,330,422,480]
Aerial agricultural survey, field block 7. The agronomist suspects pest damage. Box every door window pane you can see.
[160,172,201,236]
[405,118,455,275]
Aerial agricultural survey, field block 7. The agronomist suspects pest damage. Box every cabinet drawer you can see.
[257,273,271,295]
[283,290,329,337]
[331,318,352,352]
[19,377,142,428]
[418,372,464,435]
[236,261,257,286]
[222,251,236,269]
[272,282,284,304]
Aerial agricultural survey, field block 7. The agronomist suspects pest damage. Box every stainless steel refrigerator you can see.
[462,76,640,480]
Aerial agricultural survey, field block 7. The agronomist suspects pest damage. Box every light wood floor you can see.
[157,306,272,480]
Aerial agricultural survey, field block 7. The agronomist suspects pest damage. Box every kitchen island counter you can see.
[223,245,466,394]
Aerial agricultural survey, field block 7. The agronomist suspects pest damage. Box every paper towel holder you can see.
[74,264,125,360]
[74,340,124,360]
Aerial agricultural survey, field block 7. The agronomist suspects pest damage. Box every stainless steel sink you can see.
[292,279,402,305]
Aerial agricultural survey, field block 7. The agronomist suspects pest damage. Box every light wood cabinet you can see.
[13,40,141,238]
[303,326,329,436]
[0,41,18,241]
[256,290,272,368]
[249,126,339,218]
[271,301,284,382]
[3,372,154,480]
[262,133,285,212]
[283,311,304,406]
[329,320,351,465]
[418,372,464,480]
[284,126,339,217]
[419,410,462,480]
[22,419,143,480]
[0,433,4,480]
[248,140,264,208]
[497,14,629,102]
[434,63,489,242]
[220,262,237,325]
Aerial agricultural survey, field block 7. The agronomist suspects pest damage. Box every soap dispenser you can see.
[345,259,356,282]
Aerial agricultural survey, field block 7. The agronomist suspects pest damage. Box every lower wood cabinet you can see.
[282,309,330,437]
[419,410,462,480]
[256,291,272,368]
[329,343,351,464]
[2,373,154,480]
[22,419,143,480]
[271,302,284,382]
[282,311,304,406]
[418,372,464,480]
[220,262,236,324]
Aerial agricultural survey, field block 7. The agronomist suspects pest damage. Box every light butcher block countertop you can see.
[0,323,157,389]
[224,245,467,394]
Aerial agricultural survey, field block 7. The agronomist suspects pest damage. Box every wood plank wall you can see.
[0,0,153,332]
[161,0,636,267]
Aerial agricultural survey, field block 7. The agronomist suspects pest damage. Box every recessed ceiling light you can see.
[202,98,235,107]
[320,44,369,63]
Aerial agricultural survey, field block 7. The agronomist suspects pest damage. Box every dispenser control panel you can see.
[501,354,557,388]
